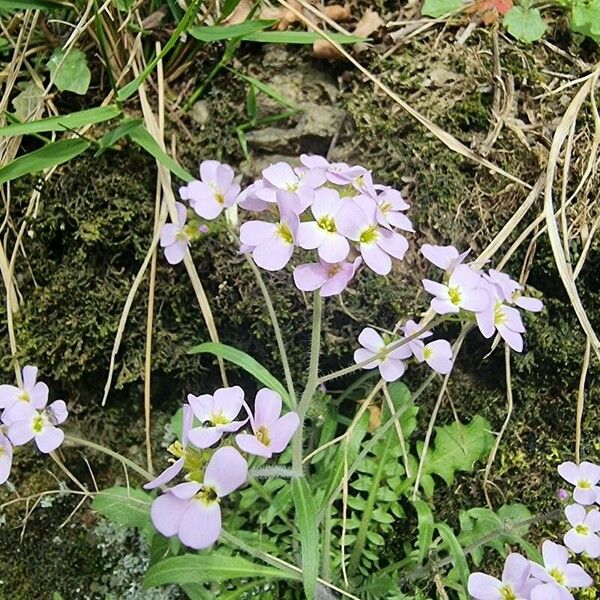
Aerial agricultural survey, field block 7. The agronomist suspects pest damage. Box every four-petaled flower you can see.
[529,540,592,598]
[187,387,248,449]
[180,160,240,220]
[150,447,248,550]
[7,399,68,454]
[563,503,600,557]
[293,258,361,297]
[558,461,600,505]
[0,365,49,420]
[423,264,489,314]
[160,202,201,266]
[235,389,299,458]
[400,319,433,356]
[297,188,351,262]
[468,552,533,600]
[353,327,412,382]
[421,244,470,274]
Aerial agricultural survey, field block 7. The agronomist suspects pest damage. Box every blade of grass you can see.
[187,20,277,42]
[0,139,89,185]
[242,30,366,44]
[0,106,120,137]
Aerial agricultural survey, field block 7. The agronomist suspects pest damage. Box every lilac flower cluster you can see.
[147,386,299,550]
[422,244,543,352]
[160,160,238,264]
[161,157,412,295]
[468,461,600,599]
[0,366,68,484]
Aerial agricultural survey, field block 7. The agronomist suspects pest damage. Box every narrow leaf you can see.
[413,499,434,566]
[0,106,121,137]
[0,0,67,9]
[437,522,469,589]
[128,125,194,182]
[241,31,366,44]
[96,118,142,153]
[230,69,298,109]
[0,139,89,185]
[143,554,291,588]
[292,477,319,600]
[188,20,277,42]
[188,342,291,407]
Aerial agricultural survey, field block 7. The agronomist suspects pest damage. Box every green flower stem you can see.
[292,292,323,473]
[64,434,153,481]
[317,315,446,385]
[245,254,297,408]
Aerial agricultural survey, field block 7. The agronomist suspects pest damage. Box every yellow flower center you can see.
[196,485,218,505]
[0,446,5,457]
[548,567,566,585]
[359,225,379,245]
[493,302,506,326]
[32,415,45,434]
[423,347,433,360]
[210,412,231,426]
[579,479,592,489]
[18,390,30,403]
[499,585,518,600]
[276,223,294,245]
[215,192,225,205]
[256,425,271,447]
[448,286,462,305]
[576,524,590,535]
[317,215,336,233]
[285,182,299,192]
[380,202,392,215]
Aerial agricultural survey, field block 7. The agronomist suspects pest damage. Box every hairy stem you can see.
[292,292,322,473]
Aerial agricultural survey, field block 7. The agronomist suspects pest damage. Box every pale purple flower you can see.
[563,504,600,557]
[468,553,532,600]
[180,160,240,220]
[413,339,453,375]
[422,264,489,314]
[0,365,49,418]
[337,204,408,276]
[476,283,527,353]
[0,432,13,485]
[529,541,592,596]
[374,187,413,232]
[144,404,193,490]
[353,327,412,382]
[530,583,564,600]
[239,194,299,271]
[484,269,544,313]
[237,180,271,212]
[150,446,248,550]
[235,389,299,458]
[299,154,366,185]
[558,461,600,505]
[160,202,192,265]
[297,188,351,262]
[293,258,361,297]
[255,162,325,213]
[421,244,470,273]
[557,488,569,502]
[400,319,433,356]
[7,400,68,453]
[187,387,248,449]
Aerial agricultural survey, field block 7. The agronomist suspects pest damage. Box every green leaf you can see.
[0,0,67,9]
[128,125,194,182]
[52,594,64,600]
[188,342,291,407]
[47,48,91,95]
[188,20,278,42]
[240,31,366,44]
[11,81,43,120]
[182,584,214,600]
[503,6,546,43]
[0,106,121,138]
[421,0,463,18]
[571,0,600,42]
[418,415,493,496]
[143,553,291,588]
[292,477,319,600]
[219,0,243,19]
[436,522,469,590]
[92,486,154,540]
[413,499,434,566]
[0,139,89,185]
[170,407,184,440]
[96,118,142,154]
